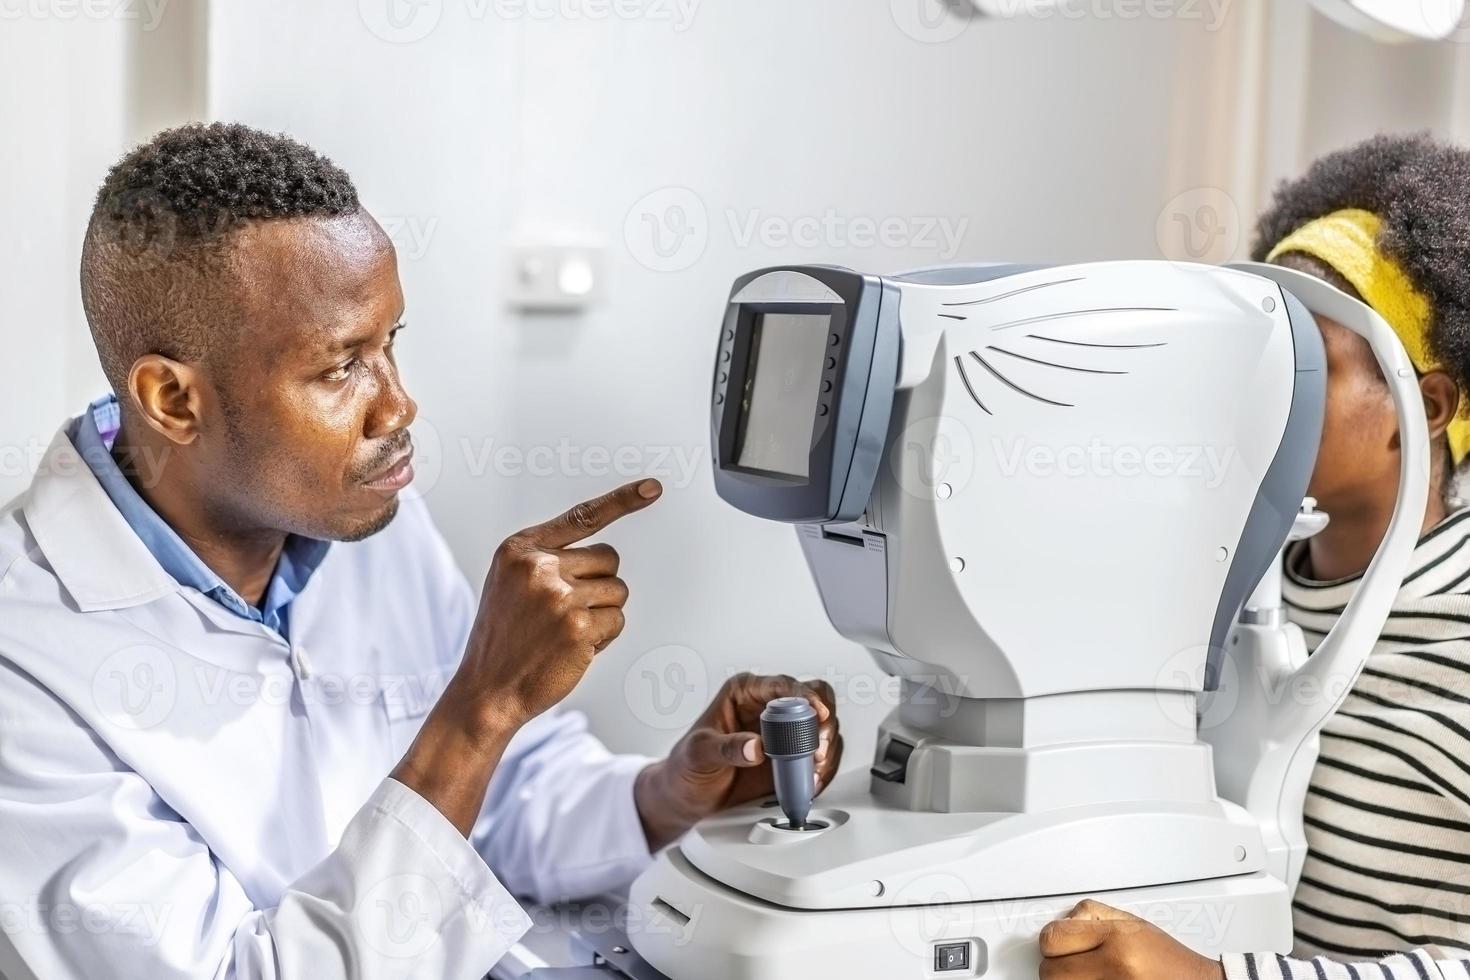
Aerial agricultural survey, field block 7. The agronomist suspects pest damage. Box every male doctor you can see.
[0,122,842,980]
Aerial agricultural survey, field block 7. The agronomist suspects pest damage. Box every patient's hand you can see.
[633,672,842,850]
[1040,901,1224,980]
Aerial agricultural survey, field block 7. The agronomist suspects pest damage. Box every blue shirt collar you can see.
[70,394,330,639]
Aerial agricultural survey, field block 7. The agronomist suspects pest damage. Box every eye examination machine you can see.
[570,261,1432,980]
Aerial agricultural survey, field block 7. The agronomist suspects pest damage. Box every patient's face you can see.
[198,209,418,542]
[1273,254,1400,511]
[1306,311,1400,507]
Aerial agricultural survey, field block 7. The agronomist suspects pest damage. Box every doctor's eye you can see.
[323,359,357,383]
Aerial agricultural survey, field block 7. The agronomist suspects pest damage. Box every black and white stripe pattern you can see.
[1222,509,1470,980]
[1228,949,1447,979]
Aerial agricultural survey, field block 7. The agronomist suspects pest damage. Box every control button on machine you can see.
[870,738,914,784]
[935,942,969,972]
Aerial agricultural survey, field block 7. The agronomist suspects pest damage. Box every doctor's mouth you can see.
[359,439,417,494]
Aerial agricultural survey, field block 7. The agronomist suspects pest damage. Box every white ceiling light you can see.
[1306,0,1465,42]
[945,0,1466,41]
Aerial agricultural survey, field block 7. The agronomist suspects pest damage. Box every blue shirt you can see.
[70,394,329,640]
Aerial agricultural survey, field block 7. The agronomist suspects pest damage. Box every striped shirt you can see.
[1223,508,1470,980]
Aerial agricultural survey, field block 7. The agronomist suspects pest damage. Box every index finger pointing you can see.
[523,479,663,548]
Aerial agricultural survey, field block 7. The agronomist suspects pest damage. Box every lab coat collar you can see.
[68,395,331,638]
[23,422,183,612]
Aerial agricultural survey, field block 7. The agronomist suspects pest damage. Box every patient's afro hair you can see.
[82,122,361,394]
[1252,132,1470,399]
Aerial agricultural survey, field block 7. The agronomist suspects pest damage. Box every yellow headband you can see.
[1266,207,1470,463]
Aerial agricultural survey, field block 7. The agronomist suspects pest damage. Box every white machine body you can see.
[627,261,1428,980]
[1202,263,1432,895]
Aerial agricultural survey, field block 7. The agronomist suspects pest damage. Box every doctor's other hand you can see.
[392,479,662,834]
[633,673,842,850]
[1039,901,1224,980]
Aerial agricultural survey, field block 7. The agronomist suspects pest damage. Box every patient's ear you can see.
[1421,370,1461,444]
[1385,370,1457,461]
[126,355,204,446]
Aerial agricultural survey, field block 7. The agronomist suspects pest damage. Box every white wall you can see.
[7,0,1470,764]
[205,0,1255,763]
[0,3,205,502]
[1247,6,1470,201]
[0,16,120,502]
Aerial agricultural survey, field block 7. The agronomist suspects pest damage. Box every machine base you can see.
[674,770,1270,911]
[628,848,1292,980]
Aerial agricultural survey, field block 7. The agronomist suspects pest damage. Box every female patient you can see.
[1040,133,1470,980]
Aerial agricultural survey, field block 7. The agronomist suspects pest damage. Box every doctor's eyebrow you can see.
[320,317,408,354]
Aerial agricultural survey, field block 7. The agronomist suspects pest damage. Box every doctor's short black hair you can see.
[1250,131,1470,399]
[80,122,360,395]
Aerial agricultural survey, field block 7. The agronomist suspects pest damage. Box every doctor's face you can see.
[204,209,418,542]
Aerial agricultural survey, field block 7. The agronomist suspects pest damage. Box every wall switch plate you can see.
[508,239,607,313]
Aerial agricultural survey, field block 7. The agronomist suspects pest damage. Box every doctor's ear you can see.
[126,355,205,446]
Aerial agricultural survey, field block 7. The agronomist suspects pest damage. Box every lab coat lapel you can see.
[105,594,334,897]
[17,424,333,903]
[22,425,179,611]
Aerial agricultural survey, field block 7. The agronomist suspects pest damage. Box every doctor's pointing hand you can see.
[393,478,844,844]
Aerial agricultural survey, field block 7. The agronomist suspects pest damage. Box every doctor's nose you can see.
[365,368,417,441]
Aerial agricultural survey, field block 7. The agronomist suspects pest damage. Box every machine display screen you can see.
[736,312,832,478]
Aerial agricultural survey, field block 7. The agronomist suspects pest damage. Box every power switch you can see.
[935,942,970,972]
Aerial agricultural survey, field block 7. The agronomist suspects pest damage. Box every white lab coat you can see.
[0,424,654,980]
